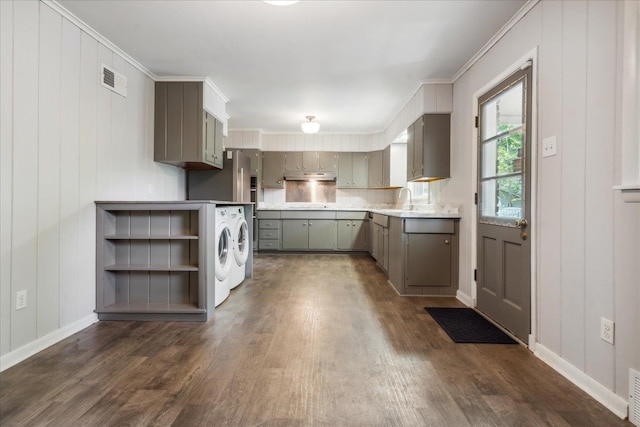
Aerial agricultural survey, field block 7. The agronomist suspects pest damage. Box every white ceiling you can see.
[58,0,528,134]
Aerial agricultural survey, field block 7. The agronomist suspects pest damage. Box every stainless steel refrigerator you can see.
[187,150,251,202]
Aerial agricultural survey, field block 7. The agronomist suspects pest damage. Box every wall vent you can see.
[101,64,127,97]
[631,368,640,426]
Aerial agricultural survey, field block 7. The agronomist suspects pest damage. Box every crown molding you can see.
[419,79,454,85]
[45,1,231,103]
[451,0,540,82]
[44,1,158,80]
[258,130,384,136]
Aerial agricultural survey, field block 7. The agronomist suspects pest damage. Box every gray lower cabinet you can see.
[282,220,309,249]
[372,214,389,272]
[336,211,368,251]
[95,201,215,321]
[337,220,367,250]
[405,234,451,287]
[258,211,281,250]
[282,219,337,250]
[308,220,337,250]
[388,217,459,296]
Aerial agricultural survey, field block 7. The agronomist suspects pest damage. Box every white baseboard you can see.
[0,314,98,372]
[534,343,629,419]
[456,290,473,307]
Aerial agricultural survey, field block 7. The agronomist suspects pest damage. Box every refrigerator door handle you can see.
[240,167,244,202]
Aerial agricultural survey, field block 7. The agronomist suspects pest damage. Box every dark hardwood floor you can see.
[0,254,630,426]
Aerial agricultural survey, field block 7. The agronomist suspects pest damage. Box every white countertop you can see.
[257,204,461,219]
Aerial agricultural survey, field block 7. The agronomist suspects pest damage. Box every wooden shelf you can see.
[104,264,198,272]
[104,234,198,240]
[98,303,205,314]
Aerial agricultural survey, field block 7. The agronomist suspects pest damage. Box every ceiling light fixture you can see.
[301,116,320,134]
[263,1,299,6]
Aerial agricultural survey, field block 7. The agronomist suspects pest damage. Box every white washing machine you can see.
[228,206,249,290]
[214,207,232,306]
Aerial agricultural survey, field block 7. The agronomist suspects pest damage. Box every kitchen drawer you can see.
[259,219,281,230]
[280,210,336,220]
[403,218,454,234]
[259,239,280,250]
[372,213,389,227]
[336,211,368,220]
[259,229,280,239]
[257,210,281,219]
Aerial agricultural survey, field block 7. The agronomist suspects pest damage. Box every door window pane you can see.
[481,131,524,178]
[481,176,523,219]
[481,82,524,140]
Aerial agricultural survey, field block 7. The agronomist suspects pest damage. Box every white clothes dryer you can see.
[214,207,232,306]
[228,206,249,290]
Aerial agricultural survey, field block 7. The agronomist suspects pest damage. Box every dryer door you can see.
[233,218,250,265]
[215,225,233,281]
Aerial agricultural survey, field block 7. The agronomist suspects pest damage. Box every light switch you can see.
[543,136,557,158]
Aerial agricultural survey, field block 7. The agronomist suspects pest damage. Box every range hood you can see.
[284,171,337,181]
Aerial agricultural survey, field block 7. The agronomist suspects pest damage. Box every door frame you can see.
[470,48,539,348]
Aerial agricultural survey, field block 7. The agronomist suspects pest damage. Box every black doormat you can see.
[424,307,518,344]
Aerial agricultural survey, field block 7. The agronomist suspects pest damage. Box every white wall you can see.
[0,1,185,361]
[447,0,639,405]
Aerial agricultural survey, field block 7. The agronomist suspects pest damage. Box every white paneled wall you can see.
[449,0,639,408]
[0,1,185,360]
[383,83,453,146]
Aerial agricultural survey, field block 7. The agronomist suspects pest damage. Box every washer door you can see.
[215,224,232,281]
[233,218,250,266]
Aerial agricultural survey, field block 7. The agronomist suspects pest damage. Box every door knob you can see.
[515,218,528,229]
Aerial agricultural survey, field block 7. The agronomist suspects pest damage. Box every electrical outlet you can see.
[16,290,27,310]
[542,136,557,157]
[600,317,614,344]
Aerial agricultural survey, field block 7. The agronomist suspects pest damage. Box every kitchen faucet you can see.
[398,187,413,209]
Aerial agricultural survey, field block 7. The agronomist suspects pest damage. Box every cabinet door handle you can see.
[309,222,313,226]
[346,223,350,227]
[444,239,450,245]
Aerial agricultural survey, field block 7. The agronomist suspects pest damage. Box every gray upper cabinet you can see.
[367,150,384,188]
[285,152,303,172]
[302,152,318,171]
[337,152,368,188]
[262,151,285,188]
[291,151,336,172]
[352,153,368,188]
[318,152,336,172]
[406,114,450,181]
[154,82,223,169]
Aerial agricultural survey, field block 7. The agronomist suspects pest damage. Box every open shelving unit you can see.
[95,202,215,321]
